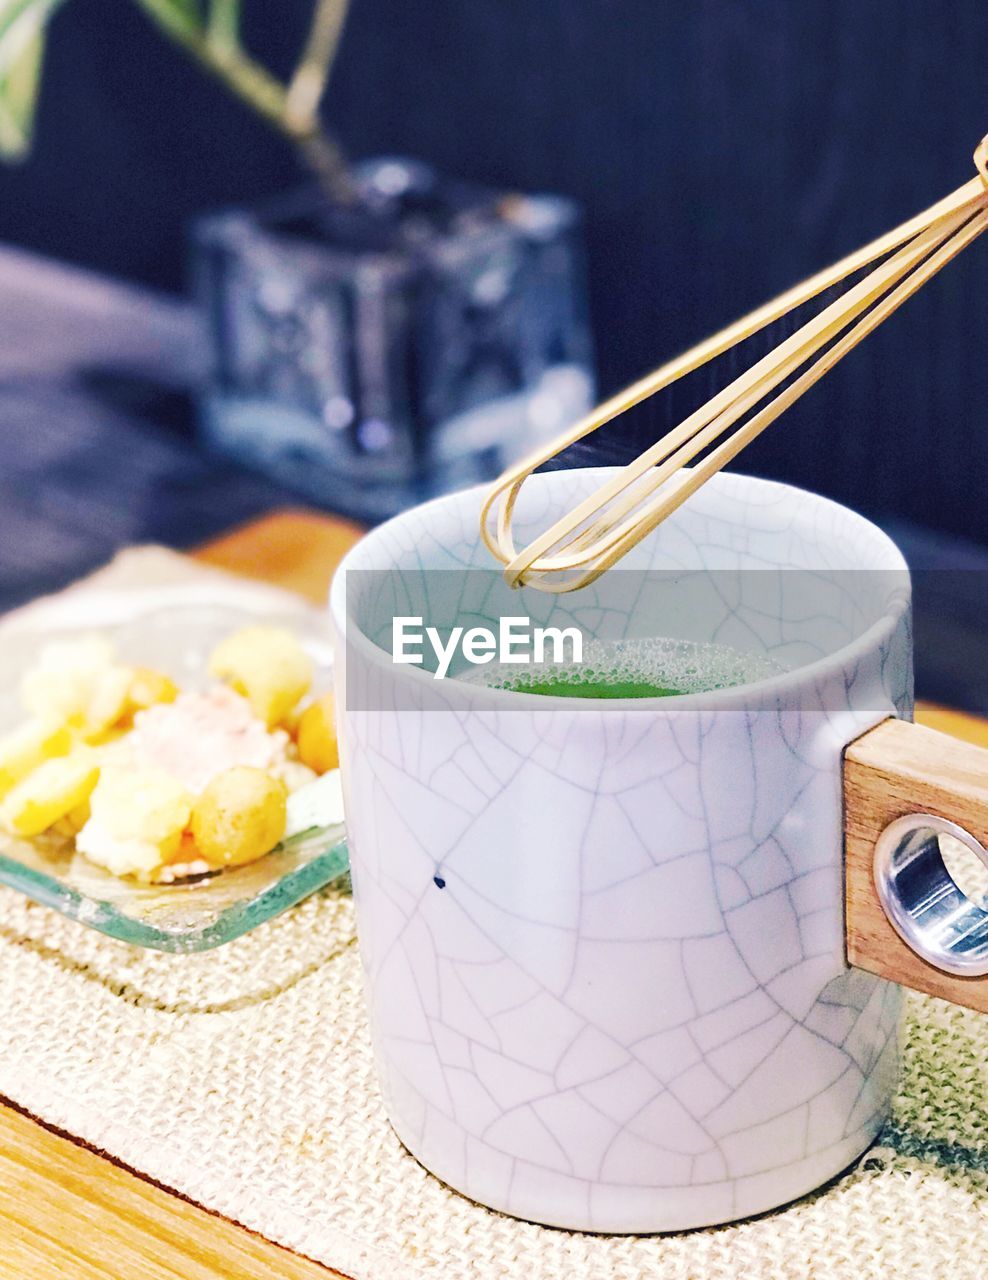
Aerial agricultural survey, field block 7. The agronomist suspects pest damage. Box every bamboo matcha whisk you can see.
[481,137,988,593]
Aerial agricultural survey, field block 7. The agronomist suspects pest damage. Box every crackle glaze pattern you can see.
[330,470,912,1232]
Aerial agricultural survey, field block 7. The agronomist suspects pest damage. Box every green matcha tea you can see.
[457,636,786,699]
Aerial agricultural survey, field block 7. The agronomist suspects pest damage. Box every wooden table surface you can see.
[0,507,985,1280]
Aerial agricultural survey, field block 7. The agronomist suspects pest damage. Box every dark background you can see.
[2,0,988,549]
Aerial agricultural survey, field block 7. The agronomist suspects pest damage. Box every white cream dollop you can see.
[124,687,290,794]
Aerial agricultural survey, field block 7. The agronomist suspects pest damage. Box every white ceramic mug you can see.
[329,468,913,1232]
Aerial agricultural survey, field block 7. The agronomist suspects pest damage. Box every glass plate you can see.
[0,581,349,952]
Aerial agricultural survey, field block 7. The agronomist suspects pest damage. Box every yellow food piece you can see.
[191,766,287,869]
[172,829,205,866]
[0,719,73,799]
[86,666,179,739]
[84,725,129,748]
[18,635,157,740]
[296,693,340,775]
[280,703,305,735]
[83,665,134,737]
[53,798,92,839]
[126,667,179,716]
[21,635,116,726]
[18,639,177,742]
[76,765,193,879]
[208,626,312,728]
[0,749,100,838]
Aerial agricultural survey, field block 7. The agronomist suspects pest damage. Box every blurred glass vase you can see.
[192,158,594,521]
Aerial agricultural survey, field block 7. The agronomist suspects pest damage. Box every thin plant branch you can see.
[286,0,349,128]
[207,0,239,52]
[133,0,357,204]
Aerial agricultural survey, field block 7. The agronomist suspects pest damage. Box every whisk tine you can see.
[526,204,980,578]
[483,142,988,592]
[572,207,988,591]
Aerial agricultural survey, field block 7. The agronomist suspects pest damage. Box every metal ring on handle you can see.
[873,813,988,978]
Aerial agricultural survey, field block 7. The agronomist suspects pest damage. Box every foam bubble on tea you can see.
[457,636,786,699]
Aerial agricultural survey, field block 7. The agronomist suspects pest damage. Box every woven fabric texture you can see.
[0,552,985,1279]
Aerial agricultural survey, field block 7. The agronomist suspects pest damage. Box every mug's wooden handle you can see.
[844,718,988,1013]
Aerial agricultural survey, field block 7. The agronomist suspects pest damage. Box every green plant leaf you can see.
[0,0,65,48]
[0,0,68,159]
[0,27,42,156]
[132,0,204,38]
[158,0,202,20]
[207,0,239,49]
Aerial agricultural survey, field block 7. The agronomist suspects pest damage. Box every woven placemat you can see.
[0,553,986,1279]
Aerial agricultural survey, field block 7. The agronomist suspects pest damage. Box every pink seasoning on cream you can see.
[124,686,290,794]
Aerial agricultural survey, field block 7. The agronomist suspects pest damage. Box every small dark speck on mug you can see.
[433,875,446,889]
